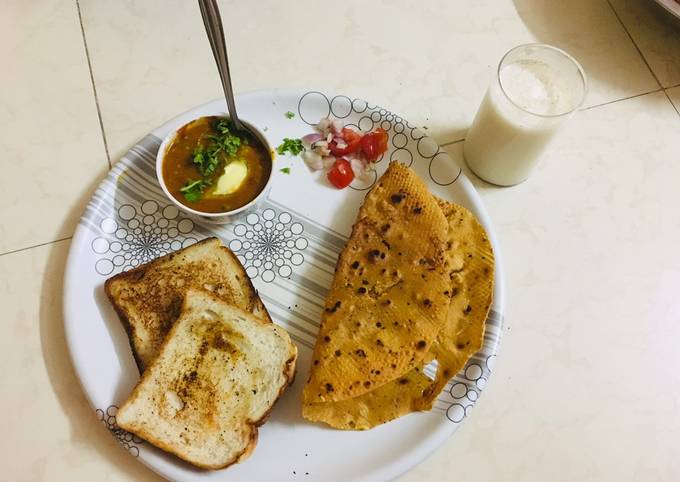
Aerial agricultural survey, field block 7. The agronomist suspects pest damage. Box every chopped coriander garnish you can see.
[214,118,231,135]
[280,167,291,174]
[285,111,295,119]
[192,144,220,177]
[222,134,242,156]
[192,119,242,176]
[180,179,211,202]
[207,119,242,157]
[276,138,304,156]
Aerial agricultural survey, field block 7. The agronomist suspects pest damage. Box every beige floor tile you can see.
[79,0,657,158]
[0,240,162,482]
[0,0,109,254]
[609,0,680,88]
[400,91,680,481]
[667,85,680,112]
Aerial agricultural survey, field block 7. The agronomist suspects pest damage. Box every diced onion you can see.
[316,118,331,135]
[302,133,322,147]
[363,162,377,179]
[302,150,323,171]
[312,140,330,156]
[331,119,343,134]
[350,158,366,178]
[322,155,336,169]
[334,138,348,150]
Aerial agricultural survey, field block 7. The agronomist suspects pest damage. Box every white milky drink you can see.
[464,44,587,186]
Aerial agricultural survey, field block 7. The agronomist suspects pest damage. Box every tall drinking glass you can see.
[464,44,587,186]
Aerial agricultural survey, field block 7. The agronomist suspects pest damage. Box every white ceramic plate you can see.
[63,89,506,482]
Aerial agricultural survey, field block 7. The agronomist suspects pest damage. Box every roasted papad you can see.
[303,163,494,429]
[302,163,450,405]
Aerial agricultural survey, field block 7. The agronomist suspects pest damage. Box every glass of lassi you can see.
[463,44,587,186]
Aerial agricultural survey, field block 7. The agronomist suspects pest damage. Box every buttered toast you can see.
[116,289,297,469]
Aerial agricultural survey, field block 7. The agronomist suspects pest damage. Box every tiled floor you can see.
[667,85,680,112]
[609,0,680,87]
[2,0,680,481]
[0,0,108,254]
[0,239,165,482]
[78,0,660,158]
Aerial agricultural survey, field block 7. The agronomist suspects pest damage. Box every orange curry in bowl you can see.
[161,116,272,213]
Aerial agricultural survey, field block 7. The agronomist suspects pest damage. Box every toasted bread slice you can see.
[105,237,271,372]
[116,289,297,469]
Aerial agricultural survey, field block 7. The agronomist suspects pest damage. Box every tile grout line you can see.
[664,89,680,116]
[0,237,72,258]
[605,0,663,88]
[605,0,680,118]
[76,0,112,169]
[579,88,662,111]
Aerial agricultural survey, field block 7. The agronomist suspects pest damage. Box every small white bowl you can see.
[156,116,274,224]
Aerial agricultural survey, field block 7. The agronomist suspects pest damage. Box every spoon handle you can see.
[198,0,243,130]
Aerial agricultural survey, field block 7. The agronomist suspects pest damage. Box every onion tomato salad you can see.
[299,118,389,189]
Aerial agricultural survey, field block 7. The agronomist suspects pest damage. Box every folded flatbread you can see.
[303,163,494,429]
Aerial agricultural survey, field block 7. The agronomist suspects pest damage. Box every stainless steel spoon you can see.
[198,0,244,131]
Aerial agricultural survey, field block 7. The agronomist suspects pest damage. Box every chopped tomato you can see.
[328,128,362,156]
[360,128,389,162]
[327,158,354,188]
